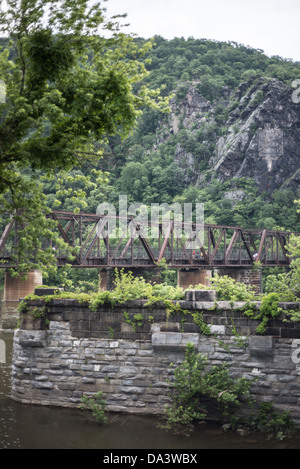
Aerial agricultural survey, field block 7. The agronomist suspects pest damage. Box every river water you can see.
[1,330,300,450]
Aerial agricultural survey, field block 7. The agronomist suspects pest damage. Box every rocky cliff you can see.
[160,77,300,194]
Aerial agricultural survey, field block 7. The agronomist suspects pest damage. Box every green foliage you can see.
[286,233,300,297]
[190,312,212,336]
[112,268,184,305]
[0,0,170,276]
[156,258,177,287]
[255,293,281,335]
[87,269,184,311]
[30,306,47,320]
[80,391,108,425]
[264,273,295,301]
[143,37,300,98]
[17,300,29,314]
[112,269,153,303]
[163,343,254,434]
[123,311,143,332]
[89,290,117,311]
[245,402,295,441]
[203,273,256,302]
[164,343,295,439]
[264,228,300,302]
[259,292,280,316]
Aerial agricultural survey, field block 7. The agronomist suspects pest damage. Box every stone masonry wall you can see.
[11,290,300,422]
[216,267,263,295]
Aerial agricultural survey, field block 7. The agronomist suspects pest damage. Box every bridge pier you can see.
[177,269,212,290]
[3,270,43,302]
[215,267,263,295]
[1,270,43,329]
[99,269,112,291]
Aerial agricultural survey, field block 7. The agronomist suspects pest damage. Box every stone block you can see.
[32,381,54,389]
[193,301,217,310]
[34,287,63,296]
[152,332,167,346]
[185,290,217,302]
[18,330,47,348]
[181,333,199,346]
[281,329,300,339]
[210,325,226,335]
[249,336,273,359]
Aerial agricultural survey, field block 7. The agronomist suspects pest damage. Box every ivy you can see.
[123,312,144,332]
[190,312,212,336]
[242,292,281,335]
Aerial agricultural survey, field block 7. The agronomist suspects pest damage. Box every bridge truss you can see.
[0,210,298,270]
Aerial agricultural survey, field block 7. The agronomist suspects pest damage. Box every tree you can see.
[264,200,300,299]
[0,0,169,276]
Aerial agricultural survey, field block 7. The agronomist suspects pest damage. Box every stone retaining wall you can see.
[11,290,300,422]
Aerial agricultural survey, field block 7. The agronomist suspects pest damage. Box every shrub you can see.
[203,273,256,302]
[264,273,296,301]
[163,343,296,440]
[80,391,108,424]
[162,343,253,434]
[255,292,281,334]
[246,402,295,441]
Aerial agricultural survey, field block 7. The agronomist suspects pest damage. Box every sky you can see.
[104,0,300,62]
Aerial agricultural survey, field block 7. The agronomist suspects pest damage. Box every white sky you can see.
[104,0,300,62]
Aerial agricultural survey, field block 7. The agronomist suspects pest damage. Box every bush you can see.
[265,273,296,301]
[162,343,254,434]
[200,273,256,302]
[255,292,280,334]
[80,391,108,424]
[163,343,296,440]
[246,402,295,441]
[89,269,184,311]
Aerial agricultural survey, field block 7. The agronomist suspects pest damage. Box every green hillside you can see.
[49,37,300,232]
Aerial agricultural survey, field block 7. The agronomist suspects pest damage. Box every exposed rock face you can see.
[160,78,300,194]
[211,78,300,193]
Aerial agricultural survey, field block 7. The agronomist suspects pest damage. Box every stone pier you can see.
[1,270,42,330]
[11,291,300,423]
[177,269,212,289]
[216,267,263,295]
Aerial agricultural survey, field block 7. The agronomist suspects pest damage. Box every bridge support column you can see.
[3,269,43,301]
[1,270,43,329]
[177,269,212,290]
[215,267,263,295]
[99,269,114,291]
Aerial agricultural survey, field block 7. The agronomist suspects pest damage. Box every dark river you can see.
[1,330,300,450]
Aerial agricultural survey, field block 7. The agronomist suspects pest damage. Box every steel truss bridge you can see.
[0,210,299,270]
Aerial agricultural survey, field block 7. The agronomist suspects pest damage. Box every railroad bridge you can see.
[0,210,299,301]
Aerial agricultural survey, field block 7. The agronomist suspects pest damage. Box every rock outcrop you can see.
[211,78,300,193]
[158,78,300,194]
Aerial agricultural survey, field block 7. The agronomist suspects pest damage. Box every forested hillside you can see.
[48,36,300,232]
[1,30,300,289]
